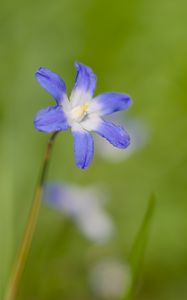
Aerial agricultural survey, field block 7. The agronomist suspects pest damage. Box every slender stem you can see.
[5,131,58,300]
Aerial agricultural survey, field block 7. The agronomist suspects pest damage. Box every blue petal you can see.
[94,120,130,148]
[90,92,132,116]
[72,129,94,169]
[35,67,67,104]
[70,62,97,107]
[34,105,69,133]
[44,183,64,207]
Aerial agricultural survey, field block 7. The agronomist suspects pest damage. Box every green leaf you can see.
[122,193,156,300]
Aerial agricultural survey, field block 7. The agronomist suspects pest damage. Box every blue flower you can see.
[44,183,114,242]
[34,62,132,169]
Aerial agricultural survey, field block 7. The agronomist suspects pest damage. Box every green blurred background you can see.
[0,0,187,299]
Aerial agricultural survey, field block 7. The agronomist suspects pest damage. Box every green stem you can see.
[5,131,58,300]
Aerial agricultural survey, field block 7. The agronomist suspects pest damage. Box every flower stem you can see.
[5,131,59,300]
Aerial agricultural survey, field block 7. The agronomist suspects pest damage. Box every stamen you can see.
[70,102,89,122]
[82,102,89,113]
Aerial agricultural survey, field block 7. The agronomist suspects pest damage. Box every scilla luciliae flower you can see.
[34,63,132,169]
[44,183,114,243]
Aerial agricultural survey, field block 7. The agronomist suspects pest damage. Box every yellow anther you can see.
[82,102,89,113]
[70,102,89,122]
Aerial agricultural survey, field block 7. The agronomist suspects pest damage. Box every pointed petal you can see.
[89,92,132,116]
[70,62,96,107]
[82,117,130,149]
[72,126,94,169]
[96,120,130,148]
[34,106,69,133]
[35,67,67,104]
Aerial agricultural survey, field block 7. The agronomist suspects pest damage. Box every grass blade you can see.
[122,193,156,300]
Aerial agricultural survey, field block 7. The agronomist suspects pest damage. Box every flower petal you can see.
[70,62,96,107]
[72,127,94,169]
[35,67,67,104]
[96,121,130,148]
[44,183,65,207]
[82,118,130,149]
[34,105,69,132]
[89,92,132,116]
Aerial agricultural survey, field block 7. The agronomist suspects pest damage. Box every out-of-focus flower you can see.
[89,258,131,299]
[34,62,132,169]
[44,183,114,243]
[95,117,149,162]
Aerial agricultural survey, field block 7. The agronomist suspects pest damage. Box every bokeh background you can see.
[0,0,187,299]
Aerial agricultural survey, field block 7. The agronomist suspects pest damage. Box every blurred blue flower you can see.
[34,62,132,169]
[44,183,114,243]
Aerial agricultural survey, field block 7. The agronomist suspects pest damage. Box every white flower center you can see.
[69,102,89,123]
